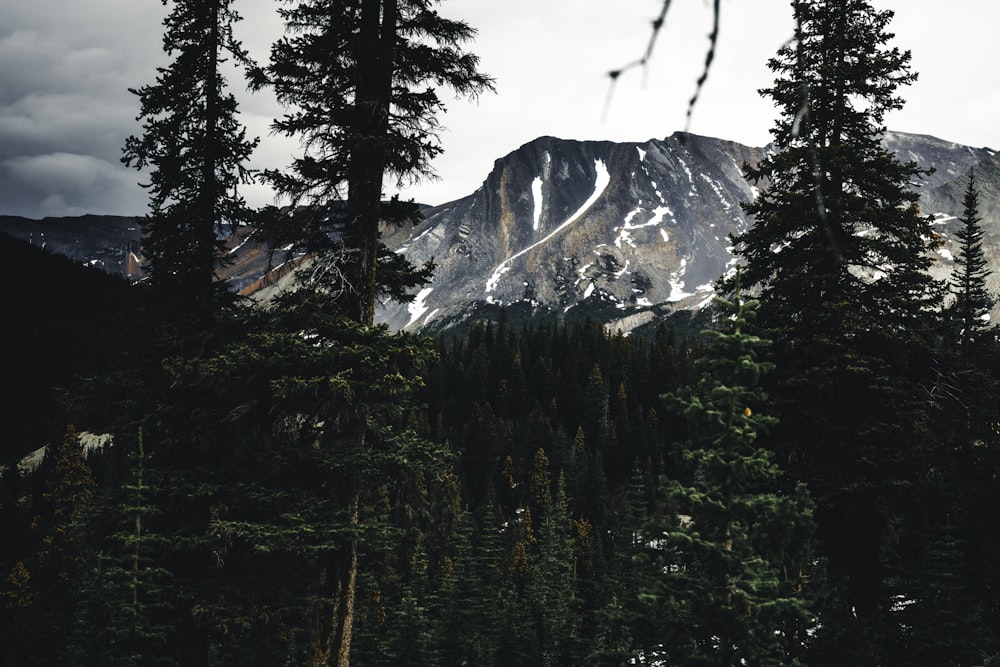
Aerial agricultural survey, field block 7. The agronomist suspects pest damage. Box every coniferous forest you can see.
[3,0,1000,665]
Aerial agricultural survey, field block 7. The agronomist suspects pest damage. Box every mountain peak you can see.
[377,131,999,333]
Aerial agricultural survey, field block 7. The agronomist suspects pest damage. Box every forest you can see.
[2,0,1000,665]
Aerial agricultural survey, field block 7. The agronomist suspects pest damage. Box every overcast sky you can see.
[1,0,997,219]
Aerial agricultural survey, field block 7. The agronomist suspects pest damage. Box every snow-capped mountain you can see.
[377,131,997,332]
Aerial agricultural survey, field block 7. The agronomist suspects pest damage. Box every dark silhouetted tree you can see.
[123,0,258,313]
[948,168,994,349]
[258,0,493,326]
[724,1,945,661]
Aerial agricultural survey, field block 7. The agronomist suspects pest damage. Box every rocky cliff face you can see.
[377,131,997,332]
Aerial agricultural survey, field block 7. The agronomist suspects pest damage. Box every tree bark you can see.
[345,0,396,326]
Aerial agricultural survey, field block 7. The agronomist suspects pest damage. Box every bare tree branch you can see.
[605,0,722,131]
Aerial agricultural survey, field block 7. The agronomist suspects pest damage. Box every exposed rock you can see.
[377,131,998,332]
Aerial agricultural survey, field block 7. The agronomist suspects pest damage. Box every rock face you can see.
[377,131,997,332]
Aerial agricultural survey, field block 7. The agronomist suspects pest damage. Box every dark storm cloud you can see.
[0,153,148,218]
[0,0,165,218]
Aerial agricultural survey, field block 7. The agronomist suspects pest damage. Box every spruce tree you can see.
[258,0,492,325]
[67,429,176,665]
[137,293,455,665]
[256,9,490,661]
[1,426,96,664]
[723,1,945,659]
[123,0,258,313]
[948,168,994,349]
[648,288,817,667]
[431,501,506,665]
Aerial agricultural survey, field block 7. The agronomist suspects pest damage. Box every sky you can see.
[0,0,997,219]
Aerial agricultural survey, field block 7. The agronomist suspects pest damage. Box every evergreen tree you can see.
[432,501,505,665]
[1,426,96,664]
[258,0,492,325]
[888,518,992,666]
[123,0,258,314]
[948,168,994,349]
[67,429,177,665]
[136,293,454,665]
[647,288,816,666]
[723,1,945,660]
[257,10,490,660]
[525,466,576,666]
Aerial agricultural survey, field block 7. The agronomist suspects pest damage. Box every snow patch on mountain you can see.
[668,258,693,302]
[485,159,610,294]
[531,176,543,231]
[615,204,674,249]
[406,287,435,328]
[700,174,732,212]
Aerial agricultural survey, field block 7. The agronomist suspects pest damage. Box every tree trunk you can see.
[310,497,359,667]
[198,0,221,306]
[345,0,396,326]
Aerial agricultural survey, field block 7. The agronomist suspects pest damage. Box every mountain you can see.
[2,131,996,335]
[0,214,145,280]
[377,131,998,333]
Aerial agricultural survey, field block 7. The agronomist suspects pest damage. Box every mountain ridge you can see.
[377,130,997,332]
[2,130,996,335]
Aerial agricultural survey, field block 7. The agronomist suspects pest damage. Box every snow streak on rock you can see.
[486,159,611,294]
[615,205,673,249]
[668,258,694,302]
[531,176,543,231]
[406,287,434,328]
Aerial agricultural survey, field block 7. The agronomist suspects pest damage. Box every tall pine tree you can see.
[647,287,817,666]
[255,5,490,663]
[123,0,258,313]
[258,0,492,325]
[723,1,945,661]
[948,168,994,349]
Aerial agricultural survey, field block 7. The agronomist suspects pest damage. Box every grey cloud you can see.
[0,152,147,219]
[0,0,286,218]
[0,0,163,217]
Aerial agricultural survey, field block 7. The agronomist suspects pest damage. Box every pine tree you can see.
[525,467,576,666]
[133,293,456,665]
[258,0,492,325]
[1,426,96,664]
[67,429,177,665]
[647,287,817,666]
[948,168,994,349]
[723,1,945,659]
[256,10,490,661]
[432,501,505,665]
[889,517,992,666]
[123,0,258,313]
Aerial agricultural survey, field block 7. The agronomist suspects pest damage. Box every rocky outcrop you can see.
[377,131,999,333]
[377,133,772,331]
[0,214,144,278]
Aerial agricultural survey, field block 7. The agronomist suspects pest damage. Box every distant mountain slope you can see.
[0,214,144,280]
[378,131,997,332]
